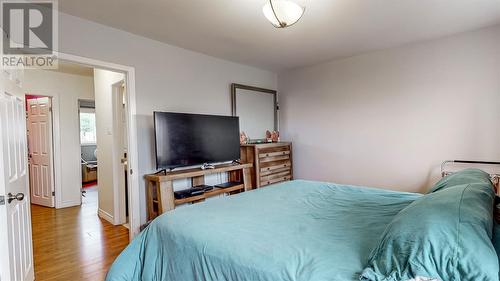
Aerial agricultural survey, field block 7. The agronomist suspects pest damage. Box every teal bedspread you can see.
[106,180,422,281]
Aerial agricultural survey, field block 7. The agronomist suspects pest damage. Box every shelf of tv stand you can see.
[145,163,253,220]
[174,184,245,205]
[152,163,253,181]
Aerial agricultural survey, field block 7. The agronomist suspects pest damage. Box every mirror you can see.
[231,83,277,141]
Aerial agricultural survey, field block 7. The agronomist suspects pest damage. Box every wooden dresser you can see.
[240,142,293,188]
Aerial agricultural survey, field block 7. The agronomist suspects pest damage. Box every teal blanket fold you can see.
[106,180,421,281]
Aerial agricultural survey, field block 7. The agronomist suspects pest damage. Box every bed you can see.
[106,169,499,281]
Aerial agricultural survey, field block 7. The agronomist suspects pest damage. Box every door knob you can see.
[7,193,24,204]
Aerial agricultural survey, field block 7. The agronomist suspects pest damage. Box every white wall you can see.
[57,13,278,225]
[23,70,94,206]
[94,69,124,223]
[279,24,500,193]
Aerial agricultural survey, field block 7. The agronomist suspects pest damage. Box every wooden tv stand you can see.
[145,163,253,220]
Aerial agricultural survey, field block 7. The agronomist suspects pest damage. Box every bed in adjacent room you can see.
[106,169,499,281]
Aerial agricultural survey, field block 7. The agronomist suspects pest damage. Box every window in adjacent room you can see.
[80,108,97,145]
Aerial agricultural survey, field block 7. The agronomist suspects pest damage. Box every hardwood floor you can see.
[31,187,129,281]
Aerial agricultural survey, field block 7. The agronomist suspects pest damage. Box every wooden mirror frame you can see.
[231,83,278,136]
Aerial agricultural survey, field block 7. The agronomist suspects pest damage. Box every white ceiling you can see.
[59,0,500,71]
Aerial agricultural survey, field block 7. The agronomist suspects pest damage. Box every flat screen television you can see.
[154,112,240,170]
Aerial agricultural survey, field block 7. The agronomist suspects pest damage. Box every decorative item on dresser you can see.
[240,142,293,188]
[145,163,253,221]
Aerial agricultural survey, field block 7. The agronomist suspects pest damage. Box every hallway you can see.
[30,187,129,280]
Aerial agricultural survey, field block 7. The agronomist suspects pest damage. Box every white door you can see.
[113,82,127,225]
[27,97,55,207]
[0,71,35,281]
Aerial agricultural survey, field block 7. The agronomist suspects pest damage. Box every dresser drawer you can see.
[259,160,291,173]
[260,175,291,187]
[259,154,290,163]
[260,166,290,177]
[260,169,291,182]
[259,150,290,158]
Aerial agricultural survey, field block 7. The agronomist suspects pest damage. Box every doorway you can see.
[22,60,136,279]
[79,100,99,212]
[24,63,132,228]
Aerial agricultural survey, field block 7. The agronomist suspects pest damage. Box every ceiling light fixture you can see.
[262,0,305,28]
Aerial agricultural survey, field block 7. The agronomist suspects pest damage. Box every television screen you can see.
[154,112,240,169]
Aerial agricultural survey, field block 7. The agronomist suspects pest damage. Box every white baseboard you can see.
[98,208,114,224]
[57,200,80,209]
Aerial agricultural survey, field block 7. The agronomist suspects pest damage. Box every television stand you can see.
[145,163,253,220]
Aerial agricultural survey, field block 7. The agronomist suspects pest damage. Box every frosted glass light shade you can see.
[263,0,305,28]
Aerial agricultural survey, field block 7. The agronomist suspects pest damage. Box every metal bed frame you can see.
[441,160,500,191]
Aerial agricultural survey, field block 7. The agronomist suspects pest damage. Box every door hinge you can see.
[52,191,55,196]
[0,196,4,205]
[49,107,52,112]
[130,169,133,175]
